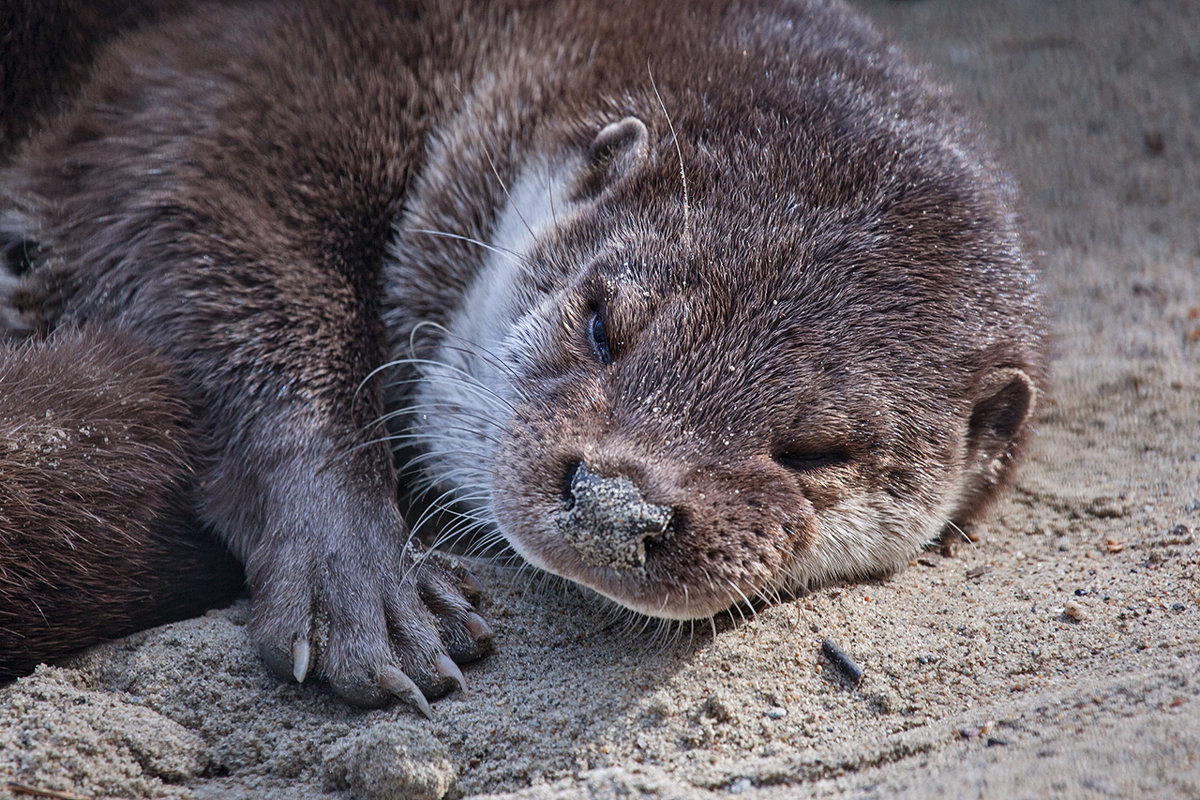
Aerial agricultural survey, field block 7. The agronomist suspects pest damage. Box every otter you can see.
[0,0,1045,714]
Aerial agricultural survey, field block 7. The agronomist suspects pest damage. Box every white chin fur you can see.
[784,478,964,591]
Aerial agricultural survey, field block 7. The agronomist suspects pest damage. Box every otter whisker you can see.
[942,518,974,548]
[428,513,495,553]
[391,377,520,419]
[431,509,499,539]
[407,484,491,516]
[409,492,493,534]
[401,321,528,409]
[479,145,537,244]
[403,472,493,508]
[649,617,682,655]
[724,582,748,626]
[728,581,758,625]
[417,490,493,520]
[408,227,528,268]
[474,146,574,280]
[418,488,493,512]
[432,517,498,554]
[398,495,496,586]
[403,475,489,520]
[408,487,492,542]
[362,427,503,454]
[634,610,655,637]
[648,61,690,245]
[375,403,507,435]
[354,360,403,404]
[407,466,493,500]
[431,330,524,386]
[378,397,501,424]
[395,371,512,412]
[397,445,494,475]
[395,425,502,449]
[544,159,558,230]
[382,355,516,400]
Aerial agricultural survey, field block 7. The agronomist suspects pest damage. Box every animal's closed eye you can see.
[773,449,850,472]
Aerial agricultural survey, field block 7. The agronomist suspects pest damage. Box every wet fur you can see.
[0,0,1045,699]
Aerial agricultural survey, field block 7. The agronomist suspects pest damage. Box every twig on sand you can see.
[820,639,864,687]
[6,782,93,800]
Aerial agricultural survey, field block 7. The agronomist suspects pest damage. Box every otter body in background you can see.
[0,329,243,676]
[0,0,1045,711]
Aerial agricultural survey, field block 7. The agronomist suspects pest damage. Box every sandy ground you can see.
[2,1,1198,798]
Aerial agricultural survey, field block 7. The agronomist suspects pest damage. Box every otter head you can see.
[404,103,1044,620]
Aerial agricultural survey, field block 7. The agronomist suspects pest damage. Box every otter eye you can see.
[774,449,850,472]
[589,309,612,365]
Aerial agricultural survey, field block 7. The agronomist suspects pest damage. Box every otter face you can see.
[411,113,1041,620]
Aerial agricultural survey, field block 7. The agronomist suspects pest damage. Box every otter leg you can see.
[79,193,499,710]
[207,399,493,710]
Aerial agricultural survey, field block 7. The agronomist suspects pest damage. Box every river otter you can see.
[0,0,1045,713]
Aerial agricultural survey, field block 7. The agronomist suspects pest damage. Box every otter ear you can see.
[966,367,1037,464]
[589,117,649,169]
[582,117,649,192]
[951,367,1038,526]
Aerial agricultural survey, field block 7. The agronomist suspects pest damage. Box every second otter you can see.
[0,0,1045,711]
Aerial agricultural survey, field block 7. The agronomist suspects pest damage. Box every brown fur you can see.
[0,0,1045,703]
[0,327,242,676]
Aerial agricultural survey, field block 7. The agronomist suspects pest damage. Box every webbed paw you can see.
[251,537,493,714]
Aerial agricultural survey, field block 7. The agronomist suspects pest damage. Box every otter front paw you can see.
[250,540,493,714]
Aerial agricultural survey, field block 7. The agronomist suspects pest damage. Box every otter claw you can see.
[459,571,484,599]
[292,637,311,683]
[465,611,494,641]
[436,653,467,694]
[379,664,433,718]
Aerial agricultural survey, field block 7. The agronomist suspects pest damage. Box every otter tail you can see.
[0,327,243,679]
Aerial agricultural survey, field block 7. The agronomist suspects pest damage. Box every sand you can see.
[2,1,1198,797]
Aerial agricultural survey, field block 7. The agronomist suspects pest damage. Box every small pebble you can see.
[728,777,753,794]
[959,719,995,740]
[765,706,787,720]
[1063,600,1086,621]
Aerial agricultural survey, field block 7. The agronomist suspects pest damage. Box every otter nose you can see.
[557,461,674,569]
